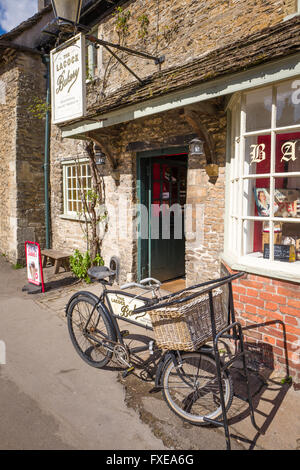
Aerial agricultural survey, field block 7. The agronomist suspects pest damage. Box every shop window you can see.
[62,160,92,217]
[225,79,300,280]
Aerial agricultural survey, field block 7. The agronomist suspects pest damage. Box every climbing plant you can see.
[28,96,51,120]
[138,14,150,39]
[74,142,108,264]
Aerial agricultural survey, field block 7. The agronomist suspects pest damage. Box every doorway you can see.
[137,148,188,282]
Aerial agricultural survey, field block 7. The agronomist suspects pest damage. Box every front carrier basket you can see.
[147,288,227,351]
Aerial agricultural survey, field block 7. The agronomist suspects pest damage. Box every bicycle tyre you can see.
[67,295,115,368]
[161,352,233,425]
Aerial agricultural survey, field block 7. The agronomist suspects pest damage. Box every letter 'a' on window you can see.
[226,79,300,278]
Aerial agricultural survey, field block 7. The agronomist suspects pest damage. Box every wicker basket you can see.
[148,288,227,351]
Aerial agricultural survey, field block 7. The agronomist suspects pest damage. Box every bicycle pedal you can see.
[122,366,135,378]
[121,330,130,337]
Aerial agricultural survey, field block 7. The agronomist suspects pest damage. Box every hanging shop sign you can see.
[50,33,86,124]
[25,241,45,293]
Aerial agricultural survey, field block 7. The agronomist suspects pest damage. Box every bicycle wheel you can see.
[67,296,115,368]
[161,352,233,425]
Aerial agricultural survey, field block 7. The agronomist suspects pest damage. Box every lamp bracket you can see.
[86,133,118,171]
[49,16,165,84]
[182,109,217,165]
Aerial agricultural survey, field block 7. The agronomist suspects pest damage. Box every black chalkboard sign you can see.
[263,244,295,261]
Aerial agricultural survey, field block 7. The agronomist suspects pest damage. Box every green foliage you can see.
[280,376,292,385]
[28,97,51,120]
[12,263,23,270]
[138,14,150,39]
[113,6,131,37]
[69,249,104,283]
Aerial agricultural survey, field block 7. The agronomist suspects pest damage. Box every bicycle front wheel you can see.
[161,352,233,425]
[67,296,115,368]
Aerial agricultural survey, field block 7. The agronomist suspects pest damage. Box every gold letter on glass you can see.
[250,143,266,164]
[281,141,297,162]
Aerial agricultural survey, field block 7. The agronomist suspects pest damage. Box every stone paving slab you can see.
[31,267,300,450]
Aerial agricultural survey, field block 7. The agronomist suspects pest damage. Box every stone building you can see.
[1,1,300,383]
[0,5,54,263]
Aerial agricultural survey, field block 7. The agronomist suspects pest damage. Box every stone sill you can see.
[59,214,91,223]
[221,252,300,285]
[283,12,300,21]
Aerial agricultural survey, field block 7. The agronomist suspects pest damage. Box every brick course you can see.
[224,264,300,385]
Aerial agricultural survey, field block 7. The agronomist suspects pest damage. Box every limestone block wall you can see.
[92,0,287,96]
[0,58,18,261]
[15,53,47,263]
[51,103,227,285]
[185,112,227,286]
[0,52,47,264]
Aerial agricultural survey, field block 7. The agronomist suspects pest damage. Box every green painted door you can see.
[138,152,187,282]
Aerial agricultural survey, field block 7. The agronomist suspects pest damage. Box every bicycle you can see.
[64,266,248,429]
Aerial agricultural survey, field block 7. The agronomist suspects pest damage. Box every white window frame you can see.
[86,27,99,82]
[284,0,300,20]
[61,159,92,220]
[223,79,300,283]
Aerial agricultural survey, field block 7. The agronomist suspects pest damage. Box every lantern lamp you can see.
[94,146,106,166]
[51,0,83,28]
[189,138,205,157]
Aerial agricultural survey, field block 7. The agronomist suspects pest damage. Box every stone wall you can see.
[93,0,287,97]
[0,52,46,264]
[51,101,227,284]
[0,56,18,261]
[15,53,46,263]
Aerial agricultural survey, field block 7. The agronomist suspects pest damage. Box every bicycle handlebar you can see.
[120,277,161,291]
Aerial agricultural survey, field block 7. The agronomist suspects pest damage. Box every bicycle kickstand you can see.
[122,366,135,378]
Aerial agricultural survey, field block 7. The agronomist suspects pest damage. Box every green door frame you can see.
[136,146,188,281]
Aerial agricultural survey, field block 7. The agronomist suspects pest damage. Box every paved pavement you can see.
[0,256,300,450]
[0,258,165,450]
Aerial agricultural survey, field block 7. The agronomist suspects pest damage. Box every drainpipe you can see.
[42,55,51,249]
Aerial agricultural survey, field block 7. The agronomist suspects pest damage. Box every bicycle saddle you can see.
[87,266,115,280]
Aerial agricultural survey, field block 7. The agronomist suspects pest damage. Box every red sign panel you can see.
[25,241,45,293]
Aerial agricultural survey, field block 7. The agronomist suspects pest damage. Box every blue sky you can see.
[0,0,37,35]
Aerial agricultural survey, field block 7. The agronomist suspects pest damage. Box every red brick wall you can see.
[223,265,300,386]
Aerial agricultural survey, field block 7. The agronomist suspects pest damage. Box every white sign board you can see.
[106,293,152,328]
[50,33,86,124]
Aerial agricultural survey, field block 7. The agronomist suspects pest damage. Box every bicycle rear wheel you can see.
[161,352,233,425]
[67,296,115,368]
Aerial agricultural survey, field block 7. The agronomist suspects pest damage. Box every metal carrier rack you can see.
[135,272,262,450]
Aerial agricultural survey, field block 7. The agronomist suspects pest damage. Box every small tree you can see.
[74,141,108,263]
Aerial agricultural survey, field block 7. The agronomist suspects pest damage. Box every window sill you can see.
[60,214,91,223]
[221,251,300,284]
[283,12,300,21]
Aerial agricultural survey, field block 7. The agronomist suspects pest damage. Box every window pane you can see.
[244,135,271,177]
[245,87,272,132]
[273,188,300,218]
[282,223,300,261]
[276,80,300,127]
[275,132,300,179]
[64,162,92,215]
